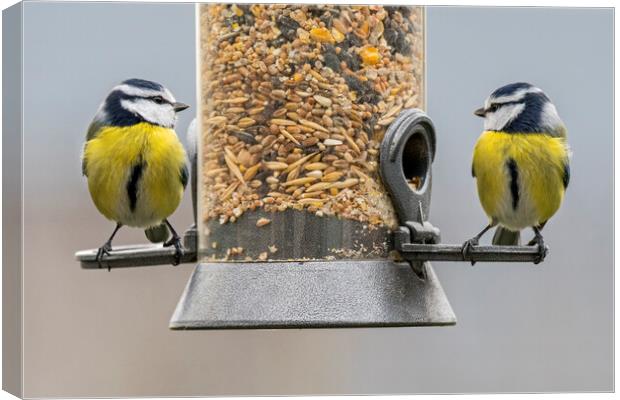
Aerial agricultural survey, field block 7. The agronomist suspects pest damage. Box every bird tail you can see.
[492,227,520,246]
[145,223,170,244]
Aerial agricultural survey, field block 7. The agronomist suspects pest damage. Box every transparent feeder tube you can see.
[197,4,425,261]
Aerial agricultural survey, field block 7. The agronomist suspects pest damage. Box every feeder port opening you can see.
[402,128,431,192]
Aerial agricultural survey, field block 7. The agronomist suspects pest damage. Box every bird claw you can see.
[461,238,479,266]
[164,236,184,266]
[528,236,548,264]
[95,242,113,271]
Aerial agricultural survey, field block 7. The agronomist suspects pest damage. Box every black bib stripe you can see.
[127,162,145,212]
[507,158,519,210]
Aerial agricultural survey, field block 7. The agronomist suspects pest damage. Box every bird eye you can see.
[488,103,500,112]
[152,96,164,104]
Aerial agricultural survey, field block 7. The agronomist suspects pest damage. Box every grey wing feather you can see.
[181,119,196,189]
[558,125,570,189]
[86,115,106,141]
[553,124,568,138]
[82,115,107,176]
[562,160,570,189]
[180,162,189,189]
[81,143,89,176]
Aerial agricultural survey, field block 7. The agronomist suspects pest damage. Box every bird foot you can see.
[95,241,113,271]
[164,236,184,266]
[461,237,479,266]
[527,236,548,264]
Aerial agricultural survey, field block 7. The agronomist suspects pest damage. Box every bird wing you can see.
[550,123,568,139]
[86,115,106,141]
[81,143,89,176]
[82,115,108,176]
[181,122,194,190]
[558,126,570,189]
[180,162,189,189]
[562,159,570,189]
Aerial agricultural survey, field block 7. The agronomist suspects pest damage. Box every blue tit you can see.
[462,82,570,264]
[81,78,190,267]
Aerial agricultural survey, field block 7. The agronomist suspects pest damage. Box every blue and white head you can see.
[94,79,189,130]
[475,82,565,136]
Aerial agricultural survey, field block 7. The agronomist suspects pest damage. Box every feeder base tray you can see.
[169,260,456,329]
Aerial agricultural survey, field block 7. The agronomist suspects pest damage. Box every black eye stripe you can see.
[147,95,171,105]
[488,100,522,110]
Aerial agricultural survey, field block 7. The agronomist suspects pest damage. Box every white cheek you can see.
[121,99,177,128]
[484,103,525,131]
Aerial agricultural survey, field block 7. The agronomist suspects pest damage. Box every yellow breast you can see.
[83,122,187,227]
[472,131,568,229]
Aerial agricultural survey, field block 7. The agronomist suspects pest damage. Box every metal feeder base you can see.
[169,260,456,329]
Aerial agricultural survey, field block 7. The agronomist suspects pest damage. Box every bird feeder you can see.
[76,4,545,329]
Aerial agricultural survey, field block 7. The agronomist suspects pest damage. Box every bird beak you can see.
[474,107,486,117]
[173,102,190,112]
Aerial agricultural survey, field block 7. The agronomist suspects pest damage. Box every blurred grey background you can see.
[20,3,612,396]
